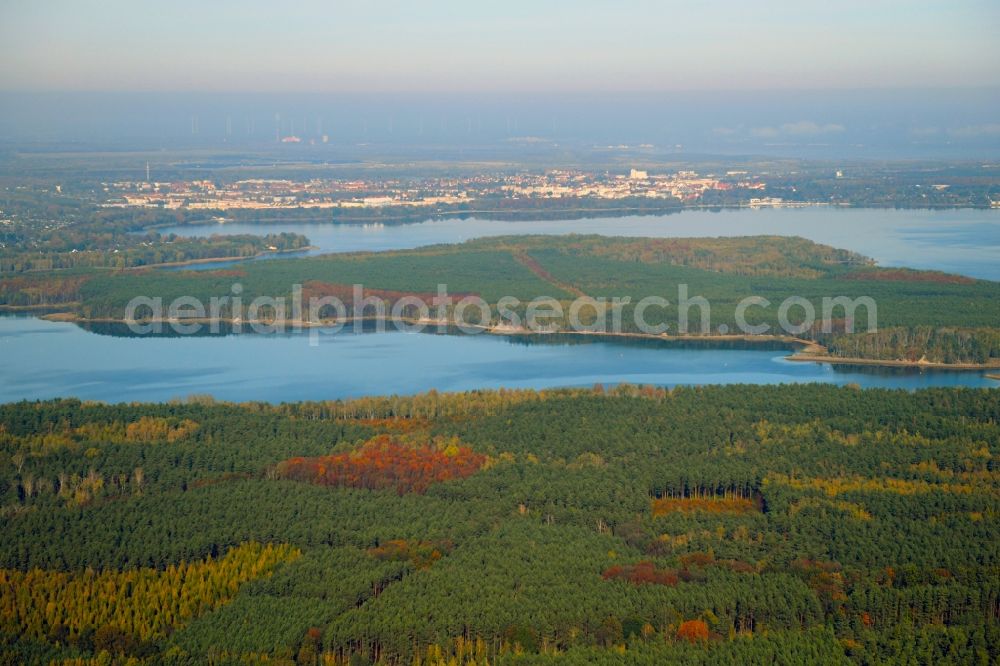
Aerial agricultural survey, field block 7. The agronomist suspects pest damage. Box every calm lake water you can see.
[1,316,996,404]
[159,207,1000,280]
[6,209,998,404]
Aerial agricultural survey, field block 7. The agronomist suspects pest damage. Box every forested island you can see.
[1,385,997,664]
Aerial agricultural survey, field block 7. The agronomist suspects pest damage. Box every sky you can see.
[1,0,999,92]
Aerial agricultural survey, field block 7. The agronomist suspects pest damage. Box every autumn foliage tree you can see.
[602,561,680,587]
[676,619,710,643]
[367,539,452,569]
[276,435,485,494]
[651,496,758,516]
[0,543,299,647]
[124,416,199,443]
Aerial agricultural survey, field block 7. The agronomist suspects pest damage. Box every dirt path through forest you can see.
[510,248,589,299]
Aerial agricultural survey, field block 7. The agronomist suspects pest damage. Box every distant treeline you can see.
[0,232,309,275]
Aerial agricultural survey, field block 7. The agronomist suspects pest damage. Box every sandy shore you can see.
[787,352,1000,371]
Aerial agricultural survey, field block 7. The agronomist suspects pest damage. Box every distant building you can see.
[281,136,302,143]
[629,169,648,180]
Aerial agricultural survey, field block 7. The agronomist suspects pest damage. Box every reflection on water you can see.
[79,321,792,350]
[1,315,995,404]
[75,321,993,379]
[502,333,792,352]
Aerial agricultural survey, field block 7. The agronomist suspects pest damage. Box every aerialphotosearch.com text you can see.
[124,283,877,345]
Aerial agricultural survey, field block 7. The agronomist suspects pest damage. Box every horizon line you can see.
[3,85,1000,96]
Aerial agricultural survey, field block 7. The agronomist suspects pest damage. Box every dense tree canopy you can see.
[1,385,998,664]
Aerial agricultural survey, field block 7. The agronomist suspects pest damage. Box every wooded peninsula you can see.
[3,235,998,368]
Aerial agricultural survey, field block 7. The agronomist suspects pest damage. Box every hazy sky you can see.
[1,0,998,92]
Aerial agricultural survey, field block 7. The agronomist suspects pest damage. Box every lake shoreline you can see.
[127,245,318,270]
[35,311,1000,373]
[0,303,81,313]
[146,207,1000,283]
[0,246,318,279]
[140,201,1000,230]
[786,352,1000,371]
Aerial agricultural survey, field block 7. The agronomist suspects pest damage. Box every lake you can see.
[158,207,1000,280]
[1,316,996,404]
[7,208,999,403]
